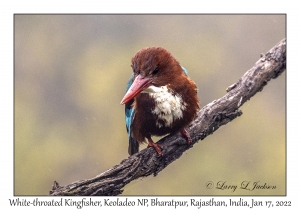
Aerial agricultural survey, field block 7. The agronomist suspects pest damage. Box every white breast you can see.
[142,85,187,128]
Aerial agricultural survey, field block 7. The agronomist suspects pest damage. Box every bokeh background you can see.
[14,14,286,196]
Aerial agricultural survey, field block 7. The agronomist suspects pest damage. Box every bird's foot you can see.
[147,138,163,156]
[180,128,192,145]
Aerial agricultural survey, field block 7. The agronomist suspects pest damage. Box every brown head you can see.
[120,47,186,104]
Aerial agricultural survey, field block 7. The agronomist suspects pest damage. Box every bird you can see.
[120,47,200,156]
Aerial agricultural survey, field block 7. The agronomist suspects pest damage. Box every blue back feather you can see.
[181,66,188,76]
[125,74,135,139]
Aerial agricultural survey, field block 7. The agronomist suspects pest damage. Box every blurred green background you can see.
[14,15,285,196]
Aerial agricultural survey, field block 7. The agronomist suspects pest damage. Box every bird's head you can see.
[120,47,184,105]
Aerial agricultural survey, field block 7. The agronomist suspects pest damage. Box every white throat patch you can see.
[142,85,187,128]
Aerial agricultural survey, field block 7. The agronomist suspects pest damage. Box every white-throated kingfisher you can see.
[121,47,200,156]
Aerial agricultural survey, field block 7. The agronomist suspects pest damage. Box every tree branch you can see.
[49,38,286,196]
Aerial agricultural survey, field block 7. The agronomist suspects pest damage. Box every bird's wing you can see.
[125,74,139,155]
[125,74,134,136]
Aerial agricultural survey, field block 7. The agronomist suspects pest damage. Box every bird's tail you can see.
[128,136,139,155]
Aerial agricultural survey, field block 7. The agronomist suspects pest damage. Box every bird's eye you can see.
[152,67,159,75]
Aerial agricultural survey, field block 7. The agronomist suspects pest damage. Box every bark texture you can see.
[50,38,286,196]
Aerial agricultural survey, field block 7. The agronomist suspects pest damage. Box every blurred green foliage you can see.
[14,15,285,195]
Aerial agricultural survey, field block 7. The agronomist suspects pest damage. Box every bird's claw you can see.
[180,128,193,145]
[186,137,192,145]
[147,142,163,156]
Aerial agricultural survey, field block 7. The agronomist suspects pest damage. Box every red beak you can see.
[120,75,152,105]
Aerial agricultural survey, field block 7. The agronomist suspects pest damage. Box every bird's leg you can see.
[147,137,163,156]
[180,128,192,144]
